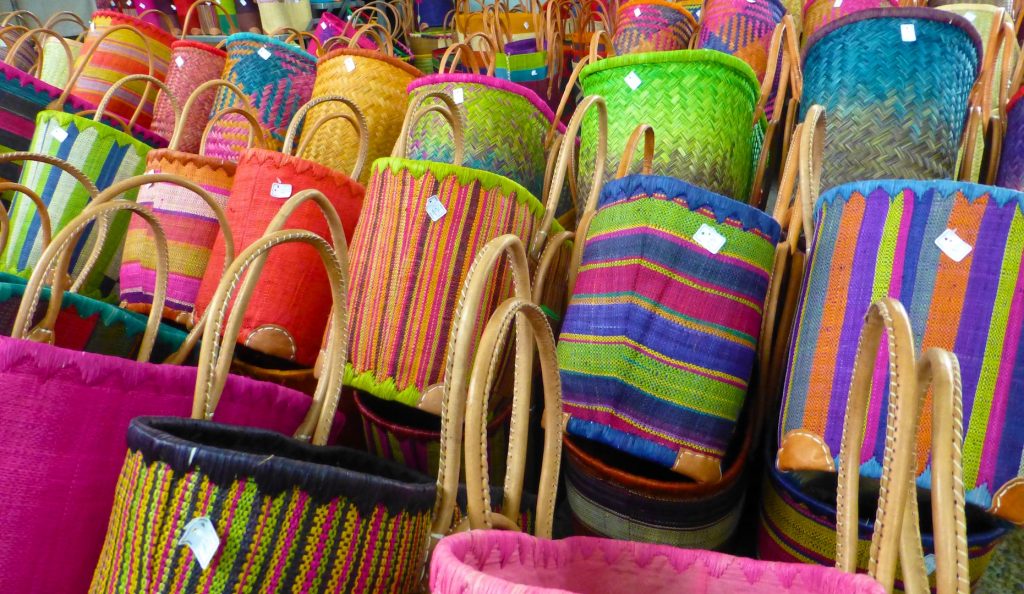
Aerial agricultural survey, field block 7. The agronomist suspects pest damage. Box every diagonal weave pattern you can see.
[801,0,897,42]
[613,1,698,55]
[698,0,786,81]
[995,88,1024,191]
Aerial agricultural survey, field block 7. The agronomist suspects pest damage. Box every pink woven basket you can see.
[150,40,227,152]
[430,532,888,594]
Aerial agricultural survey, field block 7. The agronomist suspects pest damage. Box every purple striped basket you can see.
[996,87,1024,191]
[697,0,786,81]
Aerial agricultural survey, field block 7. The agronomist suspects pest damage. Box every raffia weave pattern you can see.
[801,0,897,42]
[612,1,698,55]
[150,41,227,153]
[996,88,1024,190]
[698,0,786,80]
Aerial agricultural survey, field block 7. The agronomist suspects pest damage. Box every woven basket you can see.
[256,0,313,31]
[39,33,82,87]
[800,9,981,192]
[777,179,1024,525]
[203,32,316,160]
[150,40,227,152]
[299,48,422,184]
[697,0,786,81]
[72,11,175,129]
[801,0,898,42]
[612,0,697,54]
[995,87,1024,190]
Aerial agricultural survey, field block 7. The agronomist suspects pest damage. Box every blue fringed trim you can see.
[816,179,1024,216]
[567,417,677,469]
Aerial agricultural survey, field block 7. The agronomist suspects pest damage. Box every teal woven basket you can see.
[577,50,761,208]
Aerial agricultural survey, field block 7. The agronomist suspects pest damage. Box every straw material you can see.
[256,0,314,32]
[560,175,780,480]
[3,111,150,300]
[193,148,363,366]
[801,10,981,191]
[938,4,1017,113]
[698,0,786,80]
[90,417,436,593]
[802,0,897,42]
[995,88,1024,190]
[204,33,316,160]
[613,0,698,54]
[431,531,890,593]
[300,49,422,184]
[346,158,557,408]
[74,11,175,129]
[150,41,227,153]
[579,50,761,205]
[39,35,82,87]
[778,180,1024,523]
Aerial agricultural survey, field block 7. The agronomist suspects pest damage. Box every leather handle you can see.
[54,24,155,114]
[180,0,237,37]
[200,107,268,157]
[94,73,176,132]
[439,40,496,76]
[284,95,370,179]
[615,124,654,179]
[171,79,254,151]
[6,28,73,79]
[395,90,466,166]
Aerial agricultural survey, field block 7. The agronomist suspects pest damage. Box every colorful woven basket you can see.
[38,31,83,88]
[256,0,313,32]
[72,11,175,129]
[150,40,227,152]
[777,179,1024,525]
[698,0,787,81]
[801,0,898,42]
[995,87,1024,190]
[800,9,981,191]
[299,48,422,184]
[577,50,762,206]
[430,531,890,593]
[612,0,698,54]
[203,32,316,160]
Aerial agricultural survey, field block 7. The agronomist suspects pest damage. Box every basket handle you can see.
[614,123,654,178]
[94,73,177,132]
[959,8,1008,180]
[170,78,255,151]
[347,21,396,55]
[755,14,801,126]
[0,182,50,258]
[181,0,237,37]
[137,9,180,36]
[42,11,87,35]
[6,28,73,82]
[0,10,41,29]
[544,29,614,149]
[983,19,1017,185]
[199,106,269,154]
[430,234,534,541]
[283,95,370,179]
[394,90,466,165]
[439,41,495,75]
[195,190,349,445]
[53,24,156,113]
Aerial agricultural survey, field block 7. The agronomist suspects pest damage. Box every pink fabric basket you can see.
[430,532,888,594]
[0,336,343,593]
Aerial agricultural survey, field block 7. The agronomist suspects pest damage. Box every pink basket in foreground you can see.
[430,532,887,594]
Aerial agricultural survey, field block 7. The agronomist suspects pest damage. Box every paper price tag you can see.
[139,2,147,8]
[452,87,465,104]
[624,71,642,90]
[833,0,842,7]
[178,517,220,570]
[90,20,96,31]
[523,21,530,29]
[51,127,68,142]
[935,229,971,262]
[322,22,329,29]
[344,57,356,72]
[634,7,642,16]
[270,180,293,199]
[425,196,447,221]
[964,11,976,21]
[126,0,133,6]
[437,37,446,48]
[900,23,916,42]
[694,223,727,254]
[924,554,937,576]
[175,56,185,68]
[531,69,537,76]
[240,0,247,5]
[258,47,272,59]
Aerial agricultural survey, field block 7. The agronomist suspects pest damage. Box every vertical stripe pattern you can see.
[697,0,786,80]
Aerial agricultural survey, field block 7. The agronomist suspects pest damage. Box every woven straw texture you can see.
[430,531,889,594]
[346,158,557,408]
[120,150,236,316]
[3,111,150,300]
[931,0,1014,10]
[0,336,329,593]
[257,0,314,32]
[560,176,779,477]
[579,50,761,207]
[494,51,549,83]
[90,417,436,594]
[39,36,83,88]
[204,33,316,161]
[407,74,562,199]
[800,10,981,191]
[299,49,422,184]
[995,88,1024,190]
[193,148,364,367]
[613,0,698,55]
[801,0,897,42]
[698,0,786,80]
[779,180,1024,519]
[938,4,1017,113]
[150,41,227,153]
[758,465,1009,591]
[74,11,175,129]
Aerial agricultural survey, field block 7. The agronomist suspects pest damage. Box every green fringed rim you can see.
[41,110,154,155]
[345,366,425,409]
[580,49,760,97]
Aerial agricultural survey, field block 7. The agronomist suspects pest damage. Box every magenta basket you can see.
[430,531,888,593]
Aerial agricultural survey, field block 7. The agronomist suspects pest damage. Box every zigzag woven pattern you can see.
[559,176,779,476]
[90,418,436,594]
[697,0,786,80]
[801,10,981,192]
[345,158,553,408]
[613,1,697,55]
[151,41,227,154]
[801,0,896,41]
[996,88,1024,190]
[779,180,1024,515]
[3,110,149,300]
[938,4,1018,114]
[204,33,316,161]
[579,50,761,208]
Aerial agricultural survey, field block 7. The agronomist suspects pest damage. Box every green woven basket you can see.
[578,50,761,207]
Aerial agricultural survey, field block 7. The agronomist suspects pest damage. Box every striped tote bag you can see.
[777,179,1024,525]
[697,0,787,81]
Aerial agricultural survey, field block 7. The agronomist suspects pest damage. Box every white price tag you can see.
[634,7,641,16]
[964,11,976,21]
[833,0,842,7]
[935,229,971,262]
[531,69,537,76]
[175,55,185,68]
[900,23,916,42]
[344,57,356,72]
[50,127,68,142]
[270,179,293,199]
[178,517,220,570]
[258,47,272,60]
[126,0,132,6]
[240,0,247,5]
[139,2,147,8]
[90,21,96,31]
[322,22,329,29]
[437,37,446,48]
[694,223,727,254]
[624,71,642,90]
[924,554,937,576]
[452,87,464,104]
[523,21,530,29]
[425,195,447,221]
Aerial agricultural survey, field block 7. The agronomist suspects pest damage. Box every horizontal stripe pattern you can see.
[560,176,779,474]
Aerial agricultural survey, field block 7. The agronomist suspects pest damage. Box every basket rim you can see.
[616,0,699,27]
[238,147,365,192]
[815,179,1024,217]
[223,31,319,64]
[580,49,760,96]
[170,38,228,58]
[91,9,178,48]
[38,109,155,153]
[147,148,238,178]
[319,47,424,79]
[408,74,567,132]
